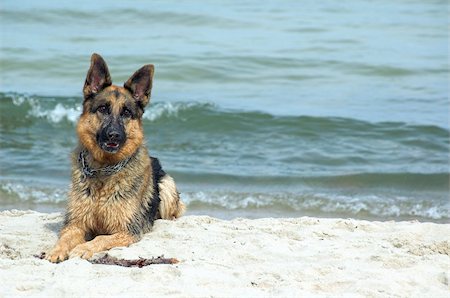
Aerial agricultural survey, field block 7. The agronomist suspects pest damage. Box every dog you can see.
[46,53,185,263]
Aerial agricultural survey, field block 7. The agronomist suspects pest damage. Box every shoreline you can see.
[1,204,448,224]
[0,210,448,297]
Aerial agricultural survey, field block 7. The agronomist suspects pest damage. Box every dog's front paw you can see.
[46,246,70,263]
[69,243,97,260]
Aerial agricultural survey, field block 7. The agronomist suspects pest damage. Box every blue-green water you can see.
[0,1,449,221]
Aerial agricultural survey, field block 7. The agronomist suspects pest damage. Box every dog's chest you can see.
[71,176,143,234]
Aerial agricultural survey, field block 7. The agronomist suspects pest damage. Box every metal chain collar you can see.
[78,149,136,179]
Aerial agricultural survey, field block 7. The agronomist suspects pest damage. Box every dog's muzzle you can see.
[97,118,126,153]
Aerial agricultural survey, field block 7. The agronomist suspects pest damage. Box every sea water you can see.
[0,0,448,221]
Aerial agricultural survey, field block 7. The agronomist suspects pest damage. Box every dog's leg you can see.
[69,232,136,260]
[46,225,86,263]
[158,175,186,219]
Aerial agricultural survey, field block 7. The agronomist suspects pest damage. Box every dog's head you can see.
[77,53,154,164]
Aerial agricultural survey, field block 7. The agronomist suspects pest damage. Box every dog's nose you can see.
[108,130,120,140]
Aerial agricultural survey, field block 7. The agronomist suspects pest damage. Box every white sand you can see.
[0,210,448,297]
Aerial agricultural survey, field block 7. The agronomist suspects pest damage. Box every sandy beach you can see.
[0,210,448,297]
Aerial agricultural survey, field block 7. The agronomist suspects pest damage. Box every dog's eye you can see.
[121,108,132,118]
[97,105,109,114]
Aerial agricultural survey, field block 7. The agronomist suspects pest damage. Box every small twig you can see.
[34,252,179,267]
[91,254,179,267]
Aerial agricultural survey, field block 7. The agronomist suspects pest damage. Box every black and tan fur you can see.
[47,53,185,263]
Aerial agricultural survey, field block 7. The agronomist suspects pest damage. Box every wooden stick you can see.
[34,252,179,267]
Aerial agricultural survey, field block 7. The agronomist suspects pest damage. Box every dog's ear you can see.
[124,64,154,108]
[83,53,112,99]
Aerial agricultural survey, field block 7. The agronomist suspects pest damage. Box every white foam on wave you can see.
[144,102,183,121]
[144,101,214,122]
[183,191,269,210]
[11,94,29,106]
[30,102,82,124]
[1,180,447,220]
[181,191,449,220]
[1,182,67,203]
[10,93,212,124]
[9,93,81,124]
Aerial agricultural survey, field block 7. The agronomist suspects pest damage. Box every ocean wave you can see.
[142,101,216,122]
[2,91,449,179]
[30,102,82,124]
[0,182,67,204]
[182,191,449,221]
[3,92,449,135]
[1,180,447,221]
[2,92,215,125]
[4,93,81,125]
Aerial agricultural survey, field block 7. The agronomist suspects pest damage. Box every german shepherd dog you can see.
[47,53,185,263]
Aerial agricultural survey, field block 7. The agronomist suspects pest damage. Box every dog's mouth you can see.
[101,141,121,153]
[97,122,126,154]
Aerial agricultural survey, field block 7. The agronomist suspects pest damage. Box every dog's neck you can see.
[77,148,138,179]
